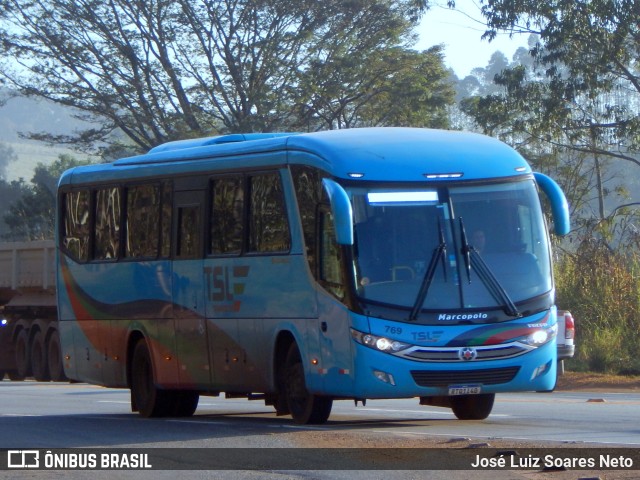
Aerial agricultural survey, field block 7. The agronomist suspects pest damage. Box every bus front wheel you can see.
[284,343,332,425]
[450,393,495,420]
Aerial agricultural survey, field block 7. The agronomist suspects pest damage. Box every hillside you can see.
[0,92,86,181]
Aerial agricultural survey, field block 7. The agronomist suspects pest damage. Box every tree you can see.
[0,0,434,153]
[475,0,640,166]
[296,46,455,130]
[3,154,91,240]
[0,142,17,179]
[455,0,640,249]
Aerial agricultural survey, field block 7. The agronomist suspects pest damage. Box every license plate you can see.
[448,385,482,395]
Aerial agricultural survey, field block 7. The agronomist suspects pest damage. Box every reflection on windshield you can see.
[350,180,552,319]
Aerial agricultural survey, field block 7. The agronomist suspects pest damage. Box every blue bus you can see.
[56,127,569,424]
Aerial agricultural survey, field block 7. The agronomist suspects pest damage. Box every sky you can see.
[415,1,530,77]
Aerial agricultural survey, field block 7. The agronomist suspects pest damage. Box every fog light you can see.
[373,370,396,386]
[531,360,552,380]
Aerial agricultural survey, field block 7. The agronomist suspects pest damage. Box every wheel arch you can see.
[273,329,298,385]
[125,330,146,389]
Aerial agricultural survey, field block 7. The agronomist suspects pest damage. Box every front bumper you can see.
[349,340,557,399]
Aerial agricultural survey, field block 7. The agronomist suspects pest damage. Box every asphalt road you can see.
[1,380,640,479]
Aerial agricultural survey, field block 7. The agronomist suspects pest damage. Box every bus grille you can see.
[410,367,520,387]
[400,343,532,362]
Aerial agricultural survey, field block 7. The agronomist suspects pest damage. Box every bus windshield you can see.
[349,179,552,321]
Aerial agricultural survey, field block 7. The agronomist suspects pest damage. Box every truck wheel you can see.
[31,330,51,382]
[130,339,172,417]
[0,370,5,380]
[284,343,332,424]
[450,393,495,420]
[47,330,68,382]
[15,329,32,378]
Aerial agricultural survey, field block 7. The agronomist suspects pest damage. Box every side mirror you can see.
[322,179,354,245]
[534,172,570,236]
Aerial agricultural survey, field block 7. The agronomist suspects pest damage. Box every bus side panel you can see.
[204,254,317,392]
[172,258,212,389]
[315,291,355,396]
[57,257,178,387]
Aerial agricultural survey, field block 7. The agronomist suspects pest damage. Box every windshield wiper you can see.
[459,217,521,318]
[409,220,447,321]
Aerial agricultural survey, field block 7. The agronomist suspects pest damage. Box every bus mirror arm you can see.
[533,172,570,236]
[322,179,354,245]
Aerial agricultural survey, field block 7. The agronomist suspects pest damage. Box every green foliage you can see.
[2,154,91,241]
[0,0,444,152]
[0,178,29,238]
[297,46,455,130]
[555,242,640,374]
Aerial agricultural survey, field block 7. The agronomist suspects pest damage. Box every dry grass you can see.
[556,370,640,391]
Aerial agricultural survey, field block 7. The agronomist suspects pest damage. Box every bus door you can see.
[172,190,211,387]
[316,206,354,395]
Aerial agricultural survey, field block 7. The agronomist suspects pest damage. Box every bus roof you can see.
[60,128,531,185]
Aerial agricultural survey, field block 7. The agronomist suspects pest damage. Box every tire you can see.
[130,339,173,417]
[450,393,495,420]
[0,370,5,381]
[15,329,32,379]
[31,330,51,382]
[169,390,199,417]
[47,330,68,382]
[284,343,332,424]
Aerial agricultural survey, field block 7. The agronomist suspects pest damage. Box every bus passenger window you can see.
[125,184,161,258]
[248,172,290,253]
[94,187,121,260]
[62,190,90,262]
[210,176,244,255]
[177,206,200,258]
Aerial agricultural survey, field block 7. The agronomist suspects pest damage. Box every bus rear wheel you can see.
[450,393,495,420]
[284,343,332,425]
[131,339,172,417]
[47,330,68,382]
[130,339,198,418]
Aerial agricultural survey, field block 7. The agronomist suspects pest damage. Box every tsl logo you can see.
[204,265,250,312]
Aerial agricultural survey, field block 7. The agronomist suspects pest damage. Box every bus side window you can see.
[62,190,91,262]
[247,172,290,253]
[94,187,121,260]
[290,165,329,276]
[210,176,244,255]
[125,184,161,259]
[319,207,345,300]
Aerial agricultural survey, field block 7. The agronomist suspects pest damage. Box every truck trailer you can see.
[0,240,66,381]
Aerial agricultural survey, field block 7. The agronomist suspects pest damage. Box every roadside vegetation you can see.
[556,244,640,375]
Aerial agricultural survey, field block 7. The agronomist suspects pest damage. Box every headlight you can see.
[521,323,557,346]
[351,329,410,353]
[0,319,7,327]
